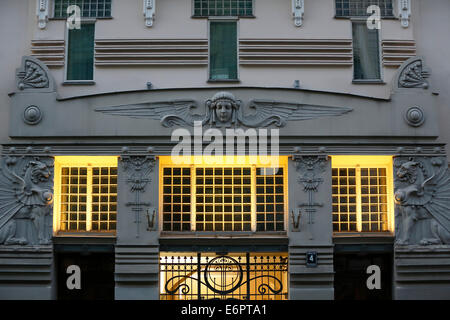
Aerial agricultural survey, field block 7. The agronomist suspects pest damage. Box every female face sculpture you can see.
[215,100,233,123]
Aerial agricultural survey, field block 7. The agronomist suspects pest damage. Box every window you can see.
[66,23,95,81]
[54,156,118,234]
[335,0,394,17]
[352,22,381,81]
[331,156,394,233]
[193,0,253,17]
[54,0,112,18]
[209,21,238,81]
[160,252,288,300]
[160,156,288,232]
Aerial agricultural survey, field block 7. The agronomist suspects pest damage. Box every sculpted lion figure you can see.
[0,157,53,245]
[394,158,450,245]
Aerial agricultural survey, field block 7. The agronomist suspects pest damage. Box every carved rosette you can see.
[0,155,54,246]
[394,156,450,245]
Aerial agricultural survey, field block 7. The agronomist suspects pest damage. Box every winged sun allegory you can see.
[95,91,353,128]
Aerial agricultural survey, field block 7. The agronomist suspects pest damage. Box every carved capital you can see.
[292,0,305,27]
[143,0,156,27]
[0,155,54,246]
[394,156,450,246]
[397,0,411,28]
[36,0,49,29]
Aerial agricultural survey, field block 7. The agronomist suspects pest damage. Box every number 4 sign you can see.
[306,251,318,267]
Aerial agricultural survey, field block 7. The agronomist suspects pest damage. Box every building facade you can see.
[0,0,449,300]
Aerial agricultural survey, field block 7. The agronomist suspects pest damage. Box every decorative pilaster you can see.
[143,0,156,27]
[36,0,49,29]
[292,0,305,27]
[289,154,334,300]
[398,0,411,28]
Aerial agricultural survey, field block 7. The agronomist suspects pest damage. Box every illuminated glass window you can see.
[331,156,394,233]
[160,156,288,232]
[335,0,394,17]
[53,0,112,18]
[160,252,288,300]
[193,0,253,17]
[54,156,118,234]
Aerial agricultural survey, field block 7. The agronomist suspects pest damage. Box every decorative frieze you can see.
[0,155,54,246]
[96,91,353,128]
[394,156,450,245]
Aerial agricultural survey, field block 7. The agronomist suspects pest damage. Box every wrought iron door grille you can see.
[160,253,288,300]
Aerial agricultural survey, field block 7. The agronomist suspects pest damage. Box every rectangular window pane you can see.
[54,0,112,18]
[352,22,380,80]
[209,21,238,80]
[60,167,88,231]
[256,168,285,232]
[332,168,358,232]
[67,24,95,81]
[193,0,253,17]
[335,0,394,17]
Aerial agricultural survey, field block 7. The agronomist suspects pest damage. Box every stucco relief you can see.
[394,157,450,245]
[397,57,431,89]
[0,155,54,246]
[95,91,353,128]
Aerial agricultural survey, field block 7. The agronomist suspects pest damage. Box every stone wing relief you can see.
[394,156,450,245]
[96,91,353,128]
[0,156,54,245]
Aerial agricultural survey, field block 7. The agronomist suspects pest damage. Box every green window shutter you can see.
[352,22,381,80]
[209,21,238,81]
[67,24,95,81]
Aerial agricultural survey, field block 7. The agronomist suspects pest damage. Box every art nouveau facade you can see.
[0,0,449,300]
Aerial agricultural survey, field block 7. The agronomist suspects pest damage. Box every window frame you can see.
[351,19,384,83]
[64,20,96,84]
[158,156,289,234]
[191,0,255,18]
[51,0,113,19]
[331,156,395,235]
[333,0,396,19]
[53,156,119,236]
[207,18,240,82]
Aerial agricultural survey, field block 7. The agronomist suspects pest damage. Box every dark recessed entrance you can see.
[56,245,115,300]
[334,244,393,300]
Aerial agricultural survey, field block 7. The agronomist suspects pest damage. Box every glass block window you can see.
[160,156,288,232]
[352,22,381,80]
[66,23,95,81]
[331,156,394,233]
[193,0,253,17]
[209,21,238,81]
[335,0,394,17]
[54,0,112,18]
[54,157,118,234]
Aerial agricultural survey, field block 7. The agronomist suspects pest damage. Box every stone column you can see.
[288,155,334,300]
[393,156,450,299]
[0,153,55,299]
[115,153,160,300]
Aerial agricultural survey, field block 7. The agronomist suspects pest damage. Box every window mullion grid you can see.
[86,166,93,232]
[251,165,256,232]
[190,165,196,232]
[356,166,362,232]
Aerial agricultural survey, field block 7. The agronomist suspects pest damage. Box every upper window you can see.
[193,0,253,17]
[352,21,381,81]
[160,156,288,233]
[209,21,238,81]
[66,23,95,81]
[54,0,112,18]
[335,0,394,17]
[331,156,394,233]
[54,156,118,235]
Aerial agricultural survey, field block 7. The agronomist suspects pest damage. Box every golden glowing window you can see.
[331,156,394,233]
[54,156,118,234]
[160,252,288,300]
[160,156,288,232]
